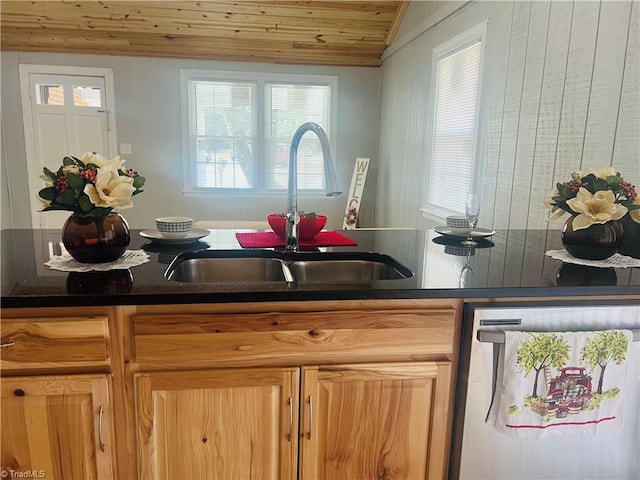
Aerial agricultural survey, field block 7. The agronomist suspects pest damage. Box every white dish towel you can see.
[487,330,633,438]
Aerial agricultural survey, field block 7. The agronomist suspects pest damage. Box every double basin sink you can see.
[165,250,413,284]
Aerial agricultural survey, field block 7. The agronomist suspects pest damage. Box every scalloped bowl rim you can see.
[267,213,327,240]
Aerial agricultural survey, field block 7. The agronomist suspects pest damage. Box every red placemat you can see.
[236,231,357,248]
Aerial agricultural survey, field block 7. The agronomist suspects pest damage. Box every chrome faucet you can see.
[286,122,342,251]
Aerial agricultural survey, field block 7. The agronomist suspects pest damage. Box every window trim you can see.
[180,69,338,196]
[421,21,487,220]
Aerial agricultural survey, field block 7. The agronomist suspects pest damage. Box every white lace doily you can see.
[545,249,640,268]
[45,249,150,272]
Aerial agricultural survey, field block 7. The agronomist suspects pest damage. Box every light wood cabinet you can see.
[135,367,300,480]
[0,307,116,479]
[300,362,453,480]
[1,299,462,479]
[0,315,110,373]
[1,374,115,479]
[131,305,457,369]
[125,300,461,479]
[134,361,452,480]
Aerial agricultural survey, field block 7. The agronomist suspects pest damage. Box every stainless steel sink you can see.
[165,251,290,283]
[287,252,413,282]
[165,250,413,283]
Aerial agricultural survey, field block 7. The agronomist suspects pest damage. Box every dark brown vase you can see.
[62,213,130,263]
[561,216,623,260]
[619,213,640,259]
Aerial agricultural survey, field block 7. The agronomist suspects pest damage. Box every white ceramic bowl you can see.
[446,215,471,236]
[155,216,193,238]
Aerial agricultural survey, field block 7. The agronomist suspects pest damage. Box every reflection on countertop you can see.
[66,269,134,294]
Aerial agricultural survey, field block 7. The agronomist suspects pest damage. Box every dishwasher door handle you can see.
[478,328,640,344]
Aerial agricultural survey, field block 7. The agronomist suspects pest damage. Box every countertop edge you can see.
[3,285,639,309]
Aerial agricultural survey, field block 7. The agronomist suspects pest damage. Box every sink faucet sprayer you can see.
[286,122,342,251]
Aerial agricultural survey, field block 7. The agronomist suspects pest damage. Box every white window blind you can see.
[192,80,256,189]
[427,33,483,217]
[265,84,330,190]
[182,70,336,194]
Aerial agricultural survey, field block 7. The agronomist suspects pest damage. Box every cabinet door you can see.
[136,367,299,480]
[1,374,115,479]
[299,362,453,480]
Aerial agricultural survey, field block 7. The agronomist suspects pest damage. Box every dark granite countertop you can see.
[1,227,638,308]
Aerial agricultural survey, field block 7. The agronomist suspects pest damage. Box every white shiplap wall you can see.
[377,0,639,232]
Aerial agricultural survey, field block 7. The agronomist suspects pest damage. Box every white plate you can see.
[140,228,210,244]
[434,226,496,239]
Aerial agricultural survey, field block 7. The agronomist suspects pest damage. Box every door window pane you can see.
[35,84,64,105]
[73,86,102,107]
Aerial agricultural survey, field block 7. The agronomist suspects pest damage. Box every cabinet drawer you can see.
[133,309,456,368]
[0,317,110,371]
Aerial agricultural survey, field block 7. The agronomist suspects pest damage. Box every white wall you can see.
[1,52,27,230]
[1,52,381,230]
[377,0,639,230]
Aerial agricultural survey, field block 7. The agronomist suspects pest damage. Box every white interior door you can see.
[20,66,116,229]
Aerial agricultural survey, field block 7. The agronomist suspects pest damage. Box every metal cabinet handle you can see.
[0,342,15,348]
[307,396,312,440]
[98,405,105,452]
[287,396,293,441]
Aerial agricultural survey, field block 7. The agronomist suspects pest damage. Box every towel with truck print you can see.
[486,330,632,438]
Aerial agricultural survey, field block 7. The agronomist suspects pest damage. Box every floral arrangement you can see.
[39,152,145,221]
[344,205,358,226]
[545,167,640,230]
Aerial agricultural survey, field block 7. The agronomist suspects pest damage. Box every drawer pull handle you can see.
[287,396,293,441]
[98,405,105,452]
[1,342,15,348]
[13,388,25,397]
[307,395,312,440]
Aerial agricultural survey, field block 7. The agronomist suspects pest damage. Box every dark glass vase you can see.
[62,213,130,263]
[561,216,623,260]
[619,213,640,259]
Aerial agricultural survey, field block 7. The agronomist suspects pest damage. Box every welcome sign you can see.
[342,157,370,229]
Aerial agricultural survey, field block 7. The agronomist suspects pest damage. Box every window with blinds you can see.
[192,80,256,189]
[425,25,485,217]
[182,70,336,193]
[266,84,330,190]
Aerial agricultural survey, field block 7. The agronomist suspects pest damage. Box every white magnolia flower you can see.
[81,151,125,172]
[566,188,628,230]
[81,151,107,167]
[84,168,135,210]
[575,167,617,181]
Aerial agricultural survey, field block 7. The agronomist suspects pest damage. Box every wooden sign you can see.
[343,157,370,229]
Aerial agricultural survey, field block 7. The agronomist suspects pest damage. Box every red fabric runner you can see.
[236,231,357,248]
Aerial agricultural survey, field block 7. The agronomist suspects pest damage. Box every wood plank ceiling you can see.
[0,1,408,66]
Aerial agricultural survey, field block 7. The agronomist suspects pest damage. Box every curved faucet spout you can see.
[286,122,342,251]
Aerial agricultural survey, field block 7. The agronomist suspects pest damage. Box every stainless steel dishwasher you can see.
[452,301,640,479]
